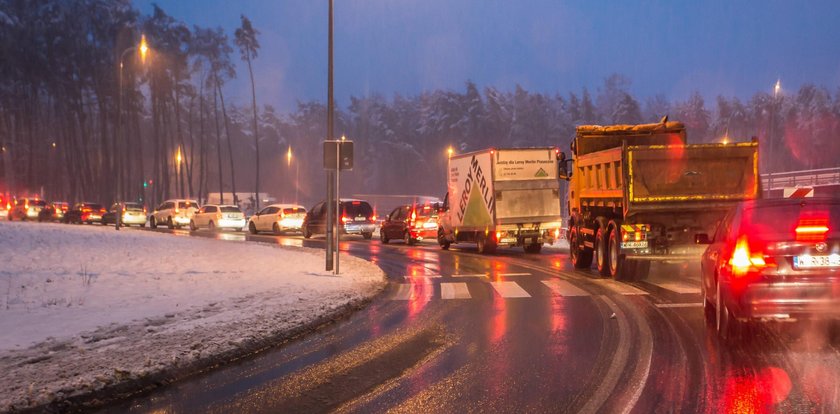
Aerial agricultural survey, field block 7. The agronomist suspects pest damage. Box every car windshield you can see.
[342,202,373,217]
[740,201,840,241]
[220,206,241,213]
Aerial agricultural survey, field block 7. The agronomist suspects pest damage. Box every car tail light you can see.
[341,215,349,224]
[495,231,502,240]
[729,235,767,276]
[82,207,91,213]
[371,214,377,222]
[24,200,29,209]
[100,208,106,214]
[175,206,180,213]
[554,229,560,239]
[143,207,147,214]
[795,218,829,242]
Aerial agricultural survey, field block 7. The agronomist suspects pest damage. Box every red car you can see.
[697,197,840,340]
[380,203,441,245]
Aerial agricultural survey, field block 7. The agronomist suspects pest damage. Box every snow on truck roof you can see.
[576,121,685,136]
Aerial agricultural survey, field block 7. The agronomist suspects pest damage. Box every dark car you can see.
[380,203,441,245]
[303,199,376,239]
[37,202,69,222]
[64,202,106,224]
[697,197,840,340]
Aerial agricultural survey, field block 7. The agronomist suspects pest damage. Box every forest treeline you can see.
[2,0,839,209]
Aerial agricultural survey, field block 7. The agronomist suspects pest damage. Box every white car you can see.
[190,204,246,232]
[248,204,307,235]
[149,199,199,229]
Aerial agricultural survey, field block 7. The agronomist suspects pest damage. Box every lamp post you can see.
[288,145,299,205]
[117,34,149,231]
[176,146,183,199]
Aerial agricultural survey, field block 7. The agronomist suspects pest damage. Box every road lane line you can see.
[541,279,589,297]
[440,283,471,299]
[655,302,703,308]
[450,273,487,278]
[490,281,531,298]
[392,284,412,300]
[592,279,648,295]
[496,272,531,277]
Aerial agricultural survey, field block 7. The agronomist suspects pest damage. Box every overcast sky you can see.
[135,0,840,113]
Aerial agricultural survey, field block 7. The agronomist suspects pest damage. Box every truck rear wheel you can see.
[595,226,611,277]
[476,234,496,254]
[608,222,625,280]
[570,227,593,269]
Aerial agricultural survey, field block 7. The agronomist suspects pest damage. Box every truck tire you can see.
[570,227,593,269]
[607,221,626,280]
[595,226,611,277]
[438,228,450,250]
[476,234,496,254]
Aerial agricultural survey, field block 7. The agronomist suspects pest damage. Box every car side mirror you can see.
[695,234,712,245]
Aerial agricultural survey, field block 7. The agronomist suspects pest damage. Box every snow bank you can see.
[0,221,386,412]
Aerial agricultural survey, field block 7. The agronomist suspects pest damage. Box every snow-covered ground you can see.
[0,221,386,412]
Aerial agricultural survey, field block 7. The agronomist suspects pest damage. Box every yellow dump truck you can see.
[559,121,759,280]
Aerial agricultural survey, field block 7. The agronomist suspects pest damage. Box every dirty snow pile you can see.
[0,221,386,411]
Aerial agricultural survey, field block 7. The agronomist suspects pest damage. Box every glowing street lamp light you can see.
[139,34,149,64]
[774,79,781,98]
[176,146,183,165]
[447,146,454,158]
[287,145,292,167]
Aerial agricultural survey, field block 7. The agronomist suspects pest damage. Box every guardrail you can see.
[761,167,840,190]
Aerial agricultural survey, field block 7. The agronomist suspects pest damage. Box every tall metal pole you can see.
[325,0,335,271]
[335,140,340,275]
[116,54,126,231]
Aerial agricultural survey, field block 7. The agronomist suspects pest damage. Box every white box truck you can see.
[437,147,564,254]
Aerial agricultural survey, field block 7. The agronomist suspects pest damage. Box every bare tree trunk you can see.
[213,72,224,203]
[217,80,237,204]
[245,55,260,210]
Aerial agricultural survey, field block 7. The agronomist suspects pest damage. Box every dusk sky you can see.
[135,0,840,113]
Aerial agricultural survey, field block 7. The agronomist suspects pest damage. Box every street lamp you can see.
[447,146,454,158]
[176,146,184,198]
[116,33,151,231]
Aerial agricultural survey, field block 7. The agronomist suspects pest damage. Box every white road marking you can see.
[497,272,531,277]
[491,281,531,298]
[404,274,441,279]
[450,273,487,278]
[392,280,433,301]
[647,280,701,294]
[592,279,648,295]
[440,282,471,299]
[541,279,590,297]
[655,302,704,308]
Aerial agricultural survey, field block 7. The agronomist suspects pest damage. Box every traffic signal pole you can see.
[325,0,335,272]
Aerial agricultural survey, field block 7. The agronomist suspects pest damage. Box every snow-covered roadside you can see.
[0,221,386,412]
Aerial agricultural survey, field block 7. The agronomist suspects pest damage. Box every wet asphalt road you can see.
[102,227,840,413]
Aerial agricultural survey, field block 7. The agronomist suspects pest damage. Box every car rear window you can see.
[740,201,840,240]
[85,203,103,210]
[342,202,373,217]
[178,201,196,209]
[124,203,143,211]
[32,200,47,206]
[413,205,438,218]
[283,208,306,215]
[220,206,241,213]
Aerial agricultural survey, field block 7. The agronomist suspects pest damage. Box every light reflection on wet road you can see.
[102,228,840,413]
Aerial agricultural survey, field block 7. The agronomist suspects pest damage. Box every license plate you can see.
[793,255,840,269]
[354,217,367,222]
[227,214,239,219]
[500,237,517,244]
[621,241,648,249]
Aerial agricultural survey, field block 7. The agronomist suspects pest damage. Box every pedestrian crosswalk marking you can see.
[497,273,531,277]
[592,279,648,295]
[655,302,703,308]
[491,281,531,298]
[647,281,700,294]
[542,279,589,297]
[393,280,433,300]
[441,282,471,299]
[451,273,487,278]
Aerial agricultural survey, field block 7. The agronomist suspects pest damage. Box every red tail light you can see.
[495,231,502,240]
[341,215,349,224]
[729,235,767,277]
[795,218,829,242]
[100,208,106,214]
[143,207,147,214]
[82,207,92,213]
[371,215,377,222]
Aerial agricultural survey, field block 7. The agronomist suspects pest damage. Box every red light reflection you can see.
[718,367,792,413]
